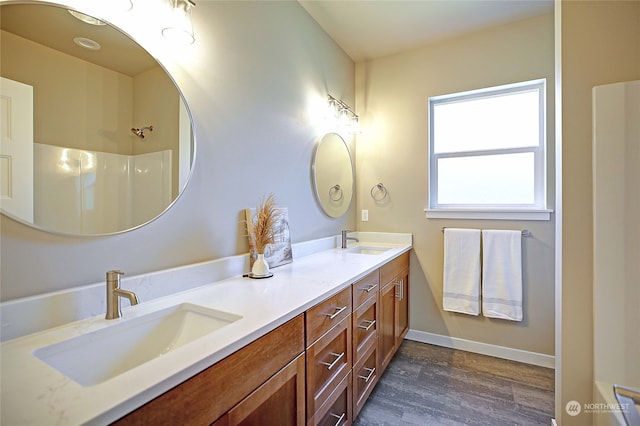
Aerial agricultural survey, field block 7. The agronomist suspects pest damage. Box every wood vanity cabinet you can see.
[114,251,409,426]
[113,315,305,426]
[379,252,410,374]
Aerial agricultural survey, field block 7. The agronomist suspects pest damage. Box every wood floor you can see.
[354,340,555,426]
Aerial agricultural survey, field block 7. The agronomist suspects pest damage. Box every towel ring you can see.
[370,183,388,201]
[329,184,343,202]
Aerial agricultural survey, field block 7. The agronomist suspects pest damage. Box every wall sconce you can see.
[327,95,360,134]
[162,0,196,45]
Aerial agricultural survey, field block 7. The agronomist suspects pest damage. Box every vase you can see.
[252,253,270,277]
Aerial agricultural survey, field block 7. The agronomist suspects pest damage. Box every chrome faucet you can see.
[105,270,139,320]
[341,230,359,249]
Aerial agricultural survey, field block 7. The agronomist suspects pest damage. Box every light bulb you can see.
[162,0,195,45]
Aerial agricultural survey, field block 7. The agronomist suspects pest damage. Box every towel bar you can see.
[441,228,531,237]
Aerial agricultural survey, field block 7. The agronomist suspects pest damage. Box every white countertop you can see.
[0,236,411,425]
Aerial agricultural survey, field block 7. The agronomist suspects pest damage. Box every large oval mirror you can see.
[312,133,354,218]
[0,3,195,236]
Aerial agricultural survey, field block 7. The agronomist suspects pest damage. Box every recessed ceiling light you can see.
[73,37,101,51]
[68,10,106,26]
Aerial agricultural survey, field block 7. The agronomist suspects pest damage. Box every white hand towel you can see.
[443,228,481,315]
[482,230,523,321]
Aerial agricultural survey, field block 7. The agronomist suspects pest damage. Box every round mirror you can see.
[312,133,354,218]
[0,3,195,236]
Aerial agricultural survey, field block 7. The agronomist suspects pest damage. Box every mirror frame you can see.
[0,0,197,236]
[311,132,354,218]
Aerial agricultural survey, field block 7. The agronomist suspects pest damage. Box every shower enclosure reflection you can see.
[0,3,194,235]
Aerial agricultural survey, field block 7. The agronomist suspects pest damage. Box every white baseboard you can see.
[551,419,557,426]
[405,329,555,369]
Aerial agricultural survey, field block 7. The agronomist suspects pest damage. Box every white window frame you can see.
[426,79,551,221]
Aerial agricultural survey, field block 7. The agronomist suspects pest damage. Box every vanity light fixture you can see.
[327,95,360,134]
[162,0,196,45]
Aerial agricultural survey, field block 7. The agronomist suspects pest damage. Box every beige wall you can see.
[559,1,640,425]
[1,30,180,165]
[132,67,180,196]
[355,14,556,356]
[1,30,134,155]
[0,0,355,300]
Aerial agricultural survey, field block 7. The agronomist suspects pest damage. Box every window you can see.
[427,79,550,220]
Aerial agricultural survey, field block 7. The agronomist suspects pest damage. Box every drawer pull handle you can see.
[395,279,404,300]
[320,352,345,370]
[326,305,347,320]
[358,367,376,383]
[360,284,377,293]
[358,319,376,331]
[329,412,346,426]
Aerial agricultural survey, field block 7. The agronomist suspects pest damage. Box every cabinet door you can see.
[378,280,396,374]
[395,269,409,347]
[227,353,306,426]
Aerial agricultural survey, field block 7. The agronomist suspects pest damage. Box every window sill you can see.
[424,208,553,221]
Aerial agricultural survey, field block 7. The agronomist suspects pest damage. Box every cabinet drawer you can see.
[380,252,409,285]
[353,341,378,419]
[306,286,352,347]
[306,315,352,419]
[351,270,379,309]
[352,293,378,365]
[308,371,353,426]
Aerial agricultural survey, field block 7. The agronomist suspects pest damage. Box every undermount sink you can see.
[33,303,242,386]
[346,245,391,255]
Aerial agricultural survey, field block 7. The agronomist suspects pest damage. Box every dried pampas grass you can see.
[253,194,279,254]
